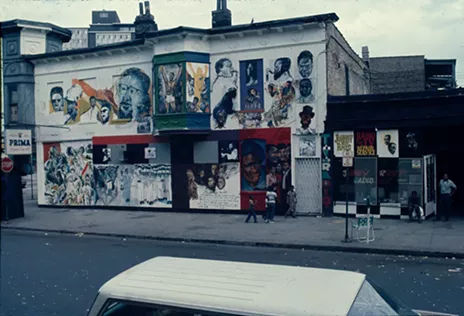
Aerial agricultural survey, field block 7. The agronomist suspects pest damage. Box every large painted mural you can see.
[43,141,93,206]
[46,67,153,134]
[210,49,316,132]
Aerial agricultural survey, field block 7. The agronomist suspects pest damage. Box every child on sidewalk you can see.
[245,195,258,223]
[285,185,297,218]
[265,186,278,223]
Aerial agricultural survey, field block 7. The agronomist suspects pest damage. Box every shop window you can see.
[333,158,355,202]
[378,158,399,203]
[354,157,377,205]
[398,158,423,207]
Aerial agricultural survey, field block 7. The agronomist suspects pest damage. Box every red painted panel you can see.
[240,191,266,212]
[92,135,168,145]
[43,142,61,163]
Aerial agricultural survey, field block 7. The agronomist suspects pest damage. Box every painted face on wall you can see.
[51,93,64,112]
[118,75,143,119]
[299,79,312,97]
[274,60,283,77]
[89,97,97,108]
[388,142,397,155]
[100,105,111,124]
[384,135,391,145]
[267,145,280,164]
[298,57,313,78]
[217,177,226,190]
[219,59,234,77]
[242,153,262,186]
[207,177,216,190]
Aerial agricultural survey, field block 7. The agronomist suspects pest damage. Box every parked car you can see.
[86,257,456,316]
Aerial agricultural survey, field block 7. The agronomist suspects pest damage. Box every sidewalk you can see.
[3,202,464,258]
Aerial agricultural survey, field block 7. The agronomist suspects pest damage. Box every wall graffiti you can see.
[241,139,267,191]
[94,164,172,207]
[43,142,93,206]
[47,68,152,133]
[187,163,240,210]
[157,63,183,114]
[321,133,333,215]
[186,62,210,113]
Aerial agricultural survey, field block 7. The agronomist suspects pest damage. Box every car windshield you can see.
[348,280,399,316]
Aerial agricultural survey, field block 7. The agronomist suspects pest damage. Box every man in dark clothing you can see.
[408,191,421,223]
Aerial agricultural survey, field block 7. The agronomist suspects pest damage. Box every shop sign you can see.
[334,131,354,157]
[6,129,32,155]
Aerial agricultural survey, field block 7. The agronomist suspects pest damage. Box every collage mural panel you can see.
[211,49,316,132]
[94,164,172,207]
[43,141,93,206]
[46,68,152,134]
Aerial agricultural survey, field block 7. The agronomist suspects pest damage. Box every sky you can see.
[1,0,463,86]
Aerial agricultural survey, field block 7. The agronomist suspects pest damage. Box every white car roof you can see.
[98,256,366,316]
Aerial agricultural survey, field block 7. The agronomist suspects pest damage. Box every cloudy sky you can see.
[1,0,463,86]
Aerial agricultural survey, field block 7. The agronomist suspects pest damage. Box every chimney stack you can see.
[362,46,370,67]
[134,1,158,38]
[212,0,232,28]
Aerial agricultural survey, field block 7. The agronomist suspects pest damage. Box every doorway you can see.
[436,150,464,216]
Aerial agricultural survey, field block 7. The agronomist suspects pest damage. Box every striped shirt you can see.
[266,191,278,204]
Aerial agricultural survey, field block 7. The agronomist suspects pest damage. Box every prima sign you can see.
[6,129,32,155]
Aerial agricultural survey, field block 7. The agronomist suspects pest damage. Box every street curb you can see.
[3,226,464,259]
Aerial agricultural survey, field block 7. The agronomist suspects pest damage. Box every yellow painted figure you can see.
[188,63,209,110]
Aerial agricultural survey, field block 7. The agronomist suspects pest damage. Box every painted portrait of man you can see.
[117,67,151,121]
[297,79,314,103]
[241,139,266,191]
[50,86,64,112]
[297,50,313,78]
[267,57,293,84]
[98,101,113,125]
[64,84,83,125]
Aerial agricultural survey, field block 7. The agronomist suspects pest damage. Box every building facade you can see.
[62,10,135,51]
[15,4,369,214]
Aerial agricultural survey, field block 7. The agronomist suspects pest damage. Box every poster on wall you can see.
[187,163,240,210]
[355,131,376,156]
[144,147,157,159]
[334,131,354,157]
[240,59,264,112]
[186,62,210,113]
[46,68,153,134]
[219,140,239,163]
[298,135,317,157]
[94,164,172,208]
[42,141,93,206]
[399,130,422,158]
[377,130,399,158]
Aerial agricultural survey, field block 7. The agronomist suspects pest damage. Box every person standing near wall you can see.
[285,185,298,218]
[245,195,257,223]
[265,186,278,223]
[436,174,457,222]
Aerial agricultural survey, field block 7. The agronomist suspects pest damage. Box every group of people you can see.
[245,185,298,223]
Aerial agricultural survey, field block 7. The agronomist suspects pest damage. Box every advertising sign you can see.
[6,129,32,155]
[334,131,354,158]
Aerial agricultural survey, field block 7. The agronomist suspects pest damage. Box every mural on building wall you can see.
[240,59,264,112]
[186,62,210,113]
[296,105,316,135]
[187,163,240,210]
[47,68,152,133]
[295,50,314,103]
[241,139,267,191]
[157,63,183,114]
[94,164,172,207]
[299,135,316,157]
[377,130,399,158]
[264,57,295,127]
[211,58,239,129]
[219,140,239,163]
[43,142,93,206]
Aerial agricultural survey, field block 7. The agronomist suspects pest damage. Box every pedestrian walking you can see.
[285,185,297,218]
[436,173,457,221]
[265,186,278,223]
[245,195,258,223]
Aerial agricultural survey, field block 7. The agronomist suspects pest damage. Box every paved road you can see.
[1,231,463,316]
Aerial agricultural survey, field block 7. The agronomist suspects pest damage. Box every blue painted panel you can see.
[239,59,264,112]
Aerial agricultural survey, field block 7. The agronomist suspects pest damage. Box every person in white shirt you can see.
[80,96,100,123]
[265,186,278,223]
